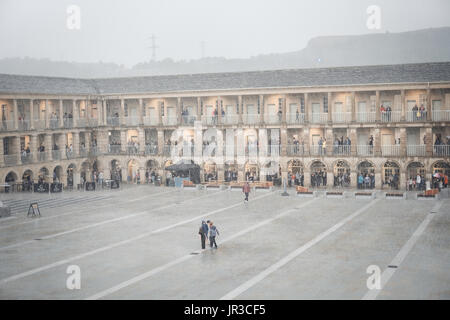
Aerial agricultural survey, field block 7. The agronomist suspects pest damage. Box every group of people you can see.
[333,136,352,154]
[289,171,304,187]
[198,220,220,250]
[144,169,159,184]
[49,112,59,128]
[333,172,350,187]
[127,140,140,155]
[411,104,427,121]
[380,104,393,121]
[434,134,450,155]
[311,171,327,187]
[62,112,73,127]
[358,172,376,189]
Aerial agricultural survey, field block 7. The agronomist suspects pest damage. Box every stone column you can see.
[304,93,310,123]
[375,91,380,122]
[120,98,125,126]
[158,101,163,126]
[196,97,201,121]
[13,99,19,130]
[302,128,310,155]
[259,95,264,124]
[120,130,126,153]
[350,128,357,156]
[304,168,311,187]
[350,170,357,188]
[426,89,432,121]
[72,132,79,157]
[157,129,164,155]
[374,128,381,157]
[138,98,144,125]
[238,95,243,125]
[72,100,78,127]
[138,128,145,153]
[425,127,433,157]
[280,128,287,157]
[237,164,244,182]
[29,99,35,130]
[327,92,333,123]
[45,133,52,161]
[399,127,407,157]
[282,95,287,124]
[325,128,333,156]
[30,134,38,163]
[59,99,64,128]
[97,130,108,154]
[217,96,222,124]
[13,136,21,165]
[102,99,107,125]
[351,92,356,123]
[45,99,50,129]
[177,97,181,125]
[218,164,224,182]
[0,138,4,167]
[400,90,406,121]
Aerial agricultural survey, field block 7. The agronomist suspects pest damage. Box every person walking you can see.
[242,181,251,202]
[199,220,209,249]
[209,221,219,249]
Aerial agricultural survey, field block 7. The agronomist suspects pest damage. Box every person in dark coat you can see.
[209,221,219,249]
[198,220,209,249]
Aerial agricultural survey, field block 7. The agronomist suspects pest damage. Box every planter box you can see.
[385,192,406,199]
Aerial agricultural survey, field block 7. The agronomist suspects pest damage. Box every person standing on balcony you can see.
[386,105,392,121]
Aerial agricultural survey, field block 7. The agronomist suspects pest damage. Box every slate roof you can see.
[1,62,449,96]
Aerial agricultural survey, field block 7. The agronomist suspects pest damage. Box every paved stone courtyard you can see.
[0,185,449,300]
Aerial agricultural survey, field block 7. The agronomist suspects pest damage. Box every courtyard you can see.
[0,185,449,300]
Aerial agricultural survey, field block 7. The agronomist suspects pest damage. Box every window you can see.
[323,96,328,113]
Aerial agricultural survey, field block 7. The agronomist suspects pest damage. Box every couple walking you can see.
[198,220,220,250]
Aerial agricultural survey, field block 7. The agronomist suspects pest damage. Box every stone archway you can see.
[287,160,304,186]
[127,159,139,183]
[383,160,400,190]
[22,169,33,192]
[310,160,327,188]
[38,167,50,183]
[53,165,63,183]
[334,160,351,187]
[4,171,18,192]
[224,161,238,182]
[67,164,76,187]
[110,159,121,181]
[204,160,217,182]
[244,161,260,182]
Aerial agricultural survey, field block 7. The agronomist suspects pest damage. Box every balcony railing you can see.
[77,118,87,128]
[4,154,18,166]
[181,115,197,125]
[356,112,376,123]
[145,144,158,155]
[332,145,352,156]
[286,113,305,124]
[143,116,159,126]
[357,145,374,156]
[107,116,120,126]
[37,151,47,161]
[63,118,73,128]
[310,113,328,124]
[264,114,281,124]
[406,110,427,122]
[18,120,31,131]
[201,115,219,126]
[432,110,450,122]
[108,145,122,155]
[52,150,62,160]
[162,116,177,126]
[79,147,88,157]
[266,144,280,157]
[244,114,259,125]
[222,114,239,125]
[0,120,14,131]
[88,118,99,127]
[286,144,306,156]
[21,152,33,164]
[332,112,352,123]
[89,146,101,157]
[407,145,426,156]
[380,111,401,122]
[65,150,75,159]
[125,116,139,126]
[433,145,450,156]
[49,118,59,129]
[33,119,46,130]
[310,145,327,156]
[381,145,401,156]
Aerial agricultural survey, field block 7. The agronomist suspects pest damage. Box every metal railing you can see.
[380,111,401,122]
[88,118,99,127]
[108,145,122,154]
[332,112,352,123]
[18,120,31,131]
[432,110,450,122]
[243,114,259,125]
[310,113,328,124]
[4,154,18,166]
[21,152,33,164]
[201,115,219,126]
[406,110,427,122]
[162,116,177,126]
[125,116,139,126]
[356,112,376,123]
[143,116,159,126]
[52,150,62,160]
[37,151,47,161]
[33,119,46,130]
[145,144,158,155]
[332,145,352,156]
[357,145,374,156]
[286,113,305,124]
[310,145,327,156]
[433,145,450,156]
[286,144,306,156]
[107,116,120,126]
[181,115,197,125]
[266,144,280,157]
[77,118,87,128]
[89,146,101,157]
[381,145,401,156]
[407,145,426,156]
[63,118,73,128]
[264,114,281,124]
[0,120,15,131]
[79,147,88,157]
[222,114,239,125]
[49,118,59,129]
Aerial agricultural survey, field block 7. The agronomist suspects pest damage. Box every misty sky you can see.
[0,0,449,66]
